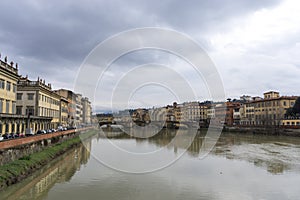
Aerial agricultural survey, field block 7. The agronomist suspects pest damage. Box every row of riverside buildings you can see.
[0,56,92,135]
[115,91,300,128]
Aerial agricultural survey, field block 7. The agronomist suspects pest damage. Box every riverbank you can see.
[222,126,300,136]
[0,129,98,191]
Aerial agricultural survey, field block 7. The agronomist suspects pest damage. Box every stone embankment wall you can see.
[0,129,90,165]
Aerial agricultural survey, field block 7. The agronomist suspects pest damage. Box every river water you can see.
[1,129,300,200]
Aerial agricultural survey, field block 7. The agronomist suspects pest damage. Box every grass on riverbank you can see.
[0,129,98,190]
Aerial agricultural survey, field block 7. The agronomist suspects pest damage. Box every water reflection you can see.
[0,141,91,200]
[100,129,300,174]
[2,130,300,200]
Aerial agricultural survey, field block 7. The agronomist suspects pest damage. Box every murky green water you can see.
[2,130,300,200]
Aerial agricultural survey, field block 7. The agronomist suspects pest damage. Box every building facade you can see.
[54,89,77,127]
[82,97,92,124]
[59,97,69,127]
[75,94,83,126]
[0,58,21,134]
[240,91,297,126]
[16,77,60,131]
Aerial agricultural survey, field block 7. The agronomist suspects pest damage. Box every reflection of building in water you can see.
[81,139,92,165]
[147,129,203,157]
[35,145,89,194]
[35,168,59,194]
[4,143,91,200]
[146,131,300,174]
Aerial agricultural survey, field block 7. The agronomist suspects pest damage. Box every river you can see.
[1,129,300,200]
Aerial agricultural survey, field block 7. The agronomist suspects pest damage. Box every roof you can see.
[245,96,298,104]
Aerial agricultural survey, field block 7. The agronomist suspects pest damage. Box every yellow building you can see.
[59,97,69,127]
[282,118,300,126]
[54,89,77,126]
[240,91,297,126]
[16,77,60,131]
[0,58,20,134]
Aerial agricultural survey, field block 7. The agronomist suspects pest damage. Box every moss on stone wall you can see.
[0,129,97,191]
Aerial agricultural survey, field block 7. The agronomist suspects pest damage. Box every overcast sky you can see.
[1,0,299,112]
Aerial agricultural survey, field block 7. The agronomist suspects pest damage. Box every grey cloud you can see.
[0,0,292,112]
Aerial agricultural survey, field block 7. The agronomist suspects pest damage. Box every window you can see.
[0,79,5,89]
[12,84,16,93]
[6,81,11,91]
[27,93,34,100]
[6,100,10,113]
[283,101,286,106]
[25,106,34,115]
[26,106,34,115]
[16,106,22,115]
[17,93,23,100]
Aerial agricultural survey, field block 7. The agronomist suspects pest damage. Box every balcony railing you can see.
[18,80,52,90]
[0,60,18,75]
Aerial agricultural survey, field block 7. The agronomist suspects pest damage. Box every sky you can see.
[0,0,300,112]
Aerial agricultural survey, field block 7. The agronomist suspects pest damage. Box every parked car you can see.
[25,133,34,137]
[19,133,25,137]
[25,128,34,137]
[46,129,52,134]
[67,126,77,130]
[36,130,46,134]
[0,136,4,141]
[3,133,12,140]
[51,129,57,133]
[11,133,19,138]
[57,126,64,131]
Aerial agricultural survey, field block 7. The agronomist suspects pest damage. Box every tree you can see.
[292,97,300,116]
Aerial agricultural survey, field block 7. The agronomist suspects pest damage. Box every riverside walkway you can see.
[0,127,92,150]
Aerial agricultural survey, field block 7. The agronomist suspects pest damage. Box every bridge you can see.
[106,121,200,129]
